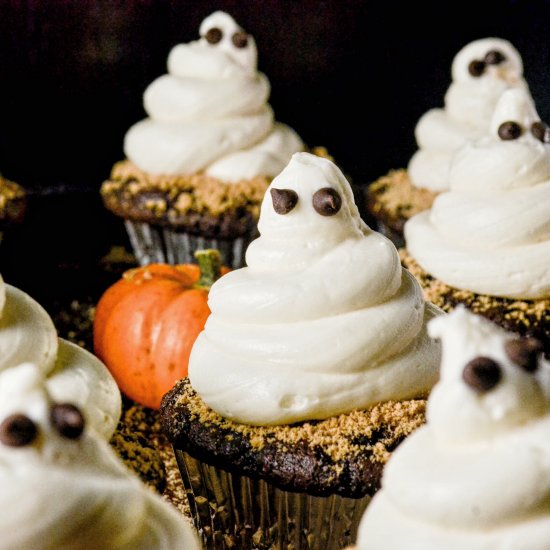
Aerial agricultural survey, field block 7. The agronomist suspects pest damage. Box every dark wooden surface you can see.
[0,0,549,298]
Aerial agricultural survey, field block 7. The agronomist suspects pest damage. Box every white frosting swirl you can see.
[124,11,303,181]
[408,38,528,191]
[189,153,441,425]
[0,275,121,439]
[0,364,200,550]
[358,308,550,550]
[406,88,550,299]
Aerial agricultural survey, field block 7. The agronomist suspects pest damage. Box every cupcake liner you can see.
[124,220,251,268]
[175,450,370,550]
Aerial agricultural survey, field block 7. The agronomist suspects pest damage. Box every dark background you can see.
[0,0,549,301]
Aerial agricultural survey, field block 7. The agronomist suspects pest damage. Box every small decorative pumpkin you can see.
[94,249,227,409]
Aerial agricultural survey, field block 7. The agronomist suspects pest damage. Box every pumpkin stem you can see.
[194,249,222,289]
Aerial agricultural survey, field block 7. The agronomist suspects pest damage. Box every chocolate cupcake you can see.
[367,38,528,246]
[161,153,441,549]
[101,11,305,268]
[357,308,550,548]
[403,88,550,354]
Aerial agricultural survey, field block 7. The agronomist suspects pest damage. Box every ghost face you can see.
[199,11,258,74]
[451,38,523,85]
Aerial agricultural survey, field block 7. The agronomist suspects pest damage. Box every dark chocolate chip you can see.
[463,357,501,392]
[51,404,85,440]
[498,121,522,140]
[505,338,544,373]
[531,121,550,143]
[468,60,485,77]
[232,31,248,48]
[0,414,37,447]
[205,27,223,44]
[312,188,342,216]
[484,50,506,65]
[270,188,298,215]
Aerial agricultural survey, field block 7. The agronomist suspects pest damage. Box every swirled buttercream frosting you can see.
[124,11,303,181]
[0,363,200,550]
[408,38,528,191]
[358,307,550,549]
[406,88,550,299]
[189,153,441,425]
[0,274,120,439]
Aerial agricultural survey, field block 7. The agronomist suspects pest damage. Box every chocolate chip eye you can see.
[312,188,342,216]
[463,357,502,393]
[531,121,550,144]
[505,338,544,373]
[232,31,248,49]
[498,121,522,140]
[51,404,85,440]
[484,50,506,65]
[0,414,37,447]
[205,27,223,44]
[270,188,298,215]
[468,60,485,77]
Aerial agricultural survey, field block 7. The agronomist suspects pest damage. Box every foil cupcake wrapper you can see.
[175,450,370,550]
[124,221,250,269]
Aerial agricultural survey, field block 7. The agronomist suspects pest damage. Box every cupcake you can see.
[367,38,528,245]
[0,272,121,439]
[357,307,550,549]
[0,175,26,243]
[101,11,305,268]
[161,153,441,548]
[402,88,550,352]
[0,362,200,550]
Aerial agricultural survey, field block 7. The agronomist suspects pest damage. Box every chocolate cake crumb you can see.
[366,169,437,233]
[161,378,426,498]
[400,249,550,352]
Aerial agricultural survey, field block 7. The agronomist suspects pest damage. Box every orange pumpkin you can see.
[94,249,228,409]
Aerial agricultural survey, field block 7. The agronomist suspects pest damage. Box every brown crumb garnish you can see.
[0,176,26,225]
[366,169,438,233]
[400,249,550,348]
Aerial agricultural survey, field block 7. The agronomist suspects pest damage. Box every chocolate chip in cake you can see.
[468,60,485,77]
[463,357,501,392]
[484,50,506,65]
[270,188,298,215]
[51,404,85,440]
[498,121,522,140]
[205,27,223,44]
[232,31,248,48]
[505,338,543,373]
[312,188,342,216]
[531,121,550,143]
[0,414,37,447]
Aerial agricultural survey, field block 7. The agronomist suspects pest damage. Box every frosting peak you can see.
[357,309,550,549]
[125,11,303,180]
[406,88,550,299]
[189,153,441,425]
[408,37,529,191]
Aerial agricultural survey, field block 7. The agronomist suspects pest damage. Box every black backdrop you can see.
[0,0,549,299]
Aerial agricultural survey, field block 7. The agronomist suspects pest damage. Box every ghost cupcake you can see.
[402,87,550,352]
[161,153,441,549]
[367,38,528,245]
[357,308,550,549]
[0,362,200,550]
[0,272,121,439]
[101,11,305,268]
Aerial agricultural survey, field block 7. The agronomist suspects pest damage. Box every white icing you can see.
[0,276,120,439]
[189,153,441,425]
[406,88,550,299]
[124,11,303,181]
[0,364,200,550]
[408,38,528,191]
[357,308,550,549]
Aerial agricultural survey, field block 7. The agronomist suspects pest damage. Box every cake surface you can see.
[161,378,426,498]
